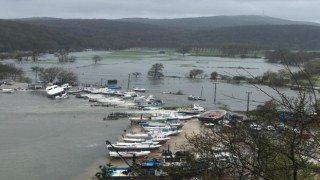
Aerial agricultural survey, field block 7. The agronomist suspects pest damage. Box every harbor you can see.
[0,50,308,180]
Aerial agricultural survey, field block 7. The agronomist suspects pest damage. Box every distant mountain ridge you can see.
[0,15,319,51]
[118,15,320,30]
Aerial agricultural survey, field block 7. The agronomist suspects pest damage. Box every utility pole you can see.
[213,82,217,104]
[127,73,131,91]
[246,92,252,114]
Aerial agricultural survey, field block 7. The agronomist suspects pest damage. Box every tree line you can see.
[265,49,320,65]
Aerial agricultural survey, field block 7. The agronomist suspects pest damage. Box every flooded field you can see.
[0,49,301,180]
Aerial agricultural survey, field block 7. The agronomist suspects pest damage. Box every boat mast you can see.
[127,73,131,91]
[200,86,203,98]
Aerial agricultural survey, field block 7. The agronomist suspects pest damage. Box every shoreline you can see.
[74,117,202,180]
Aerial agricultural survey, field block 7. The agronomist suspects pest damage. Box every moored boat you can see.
[107,143,162,151]
[46,85,65,96]
[115,141,159,145]
[188,95,206,101]
[123,136,170,144]
[132,87,146,92]
[0,88,14,93]
[198,110,227,123]
[109,150,151,158]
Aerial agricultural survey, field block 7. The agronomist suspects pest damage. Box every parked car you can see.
[250,123,262,131]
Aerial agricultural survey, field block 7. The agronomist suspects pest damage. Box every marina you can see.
[0,50,305,180]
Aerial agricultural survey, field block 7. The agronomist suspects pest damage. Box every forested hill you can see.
[119,15,319,30]
[0,19,83,52]
[1,15,320,52]
[191,25,320,49]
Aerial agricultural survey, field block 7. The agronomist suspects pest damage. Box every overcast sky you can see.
[1,0,319,22]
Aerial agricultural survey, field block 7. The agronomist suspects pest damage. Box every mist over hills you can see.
[1,15,320,52]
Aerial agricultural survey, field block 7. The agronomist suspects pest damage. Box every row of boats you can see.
[106,107,228,159]
[45,83,147,100]
[106,110,189,158]
[107,119,184,157]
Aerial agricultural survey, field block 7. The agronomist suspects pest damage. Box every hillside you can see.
[191,25,320,49]
[119,15,319,30]
[0,15,320,51]
[16,18,182,49]
[0,19,83,52]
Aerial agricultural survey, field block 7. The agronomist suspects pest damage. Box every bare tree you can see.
[39,67,77,84]
[189,69,204,78]
[93,55,102,64]
[184,56,320,179]
[177,45,192,56]
[148,63,164,78]
[31,66,43,83]
[210,72,218,80]
[132,72,142,78]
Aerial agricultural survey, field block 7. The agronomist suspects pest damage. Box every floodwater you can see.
[0,50,302,180]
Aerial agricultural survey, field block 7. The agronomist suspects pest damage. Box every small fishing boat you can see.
[192,104,205,112]
[55,92,69,99]
[109,151,151,158]
[143,126,172,132]
[138,121,169,127]
[125,133,156,139]
[0,88,14,93]
[123,136,170,144]
[115,141,159,145]
[107,143,162,151]
[98,167,134,177]
[67,89,83,94]
[188,95,206,101]
[139,159,162,169]
[132,87,146,92]
[106,84,122,89]
[126,131,173,138]
[150,128,183,136]
[198,110,227,123]
[142,106,161,110]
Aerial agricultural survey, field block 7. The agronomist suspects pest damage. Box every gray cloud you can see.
[0,0,319,22]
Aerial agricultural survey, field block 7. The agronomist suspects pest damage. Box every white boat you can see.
[107,143,162,151]
[178,104,205,115]
[46,85,65,96]
[150,129,183,136]
[162,130,183,136]
[129,117,151,121]
[125,133,152,139]
[67,89,83,94]
[151,112,192,121]
[171,112,193,120]
[142,106,161,110]
[143,126,172,132]
[109,151,151,158]
[90,88,109,94]
[192,104,205,112]
[0,88,14,93]
[123,91,138,99]
[123,136,170,143]
[55,92,69,99]
[132,87,146,92]
[61,83,72,90]
[115,141,159,145]
[139,121,169,127]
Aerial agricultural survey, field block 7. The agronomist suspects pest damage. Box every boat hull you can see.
[198,110,227,123]
[107,144,162,151]
[109,151,151,158]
